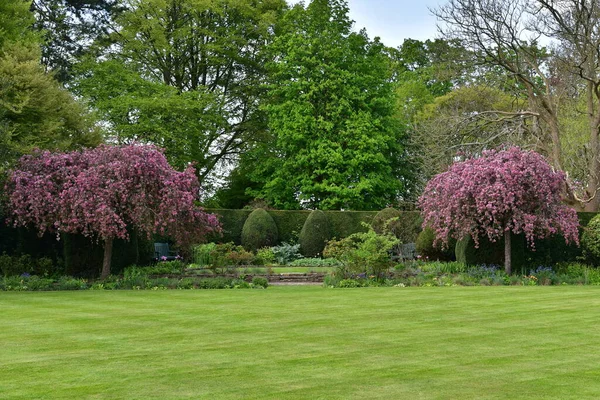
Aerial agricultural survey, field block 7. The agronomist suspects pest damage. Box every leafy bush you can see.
[57,276,88,290]
[415,227,455,261]
[255,247,276,265]
[35,257,59,277]
[177,277,196,289]
[241,208,279,251]
[147,277,180,289]
[209,243,255,269]
[323,225,399,280]
[0,253,62,277]
[0,275,54,291]
[337,279,362,288]
[251,276,269,288]
[0,253,33,277]
[24,275,55,291]
[147,261,186,275]
[420,261,467,274]
[288,258,342,267]
[582,214,600,265]
[555,262,600,285]
[271,242,302,265]
[193,243,216,266]
[299,210,331,257]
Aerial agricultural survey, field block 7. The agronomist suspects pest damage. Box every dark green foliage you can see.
[251,276,269,288]
[299,210,331,257]
[31,0,122,82]
[63,231,151,277]
[145,261,186,275]
[454,212,592,270]
[582,214,600,265]
[415,227,455,261]
[56,276,88,290]
[371,208,401,234]
[0,253,61,277]
[209,209,253,244]
[327,211,379,238]
[455,234,527,272]
[209,208,398,245]
[268,210,310,243]
[241,208,279,251]
[209,243,255,269]
[371,209,422,243]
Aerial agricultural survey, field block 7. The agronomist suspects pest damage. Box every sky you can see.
[288,0,446,48]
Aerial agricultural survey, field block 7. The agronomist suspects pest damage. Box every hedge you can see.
[454,212,597,270]
[0,207,153,277]
[207,209,397,244]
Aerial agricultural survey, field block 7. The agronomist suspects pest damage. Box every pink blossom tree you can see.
[419,147,579,274]
[5,144,221,279]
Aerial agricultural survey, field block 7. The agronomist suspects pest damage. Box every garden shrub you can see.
[299,210,331,257]
[271,242,302,265]
[146,260,186,275]
[337,279,362,288]
[0,253,59,277]
[241,208,279,251]
[193,243,216,266]
[56,276,88,290]
[251,276,269,288]
[582,214,600,265]
[207,209,427,245]
[415,227,455,261]
[208,243,254,269]
[288,258,341,267]
[255,247,275,265]
[323,226,399,280]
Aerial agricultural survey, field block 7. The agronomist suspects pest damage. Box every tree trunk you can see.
[101,237,113,280]
[504,230,511,276]
[584,79,600,212]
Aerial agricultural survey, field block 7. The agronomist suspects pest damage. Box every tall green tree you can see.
[250,0,412,210]
[0,0,38,49]
[435,0,600,210]
[30,0,122,82]
[0,0,101,171]
[76,0,286,187]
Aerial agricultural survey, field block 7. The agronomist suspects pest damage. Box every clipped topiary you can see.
[299,210,331,257]
[415,227,455,261]
[582,214,600,265]
[371,208,421,243]
[241,208,279,252]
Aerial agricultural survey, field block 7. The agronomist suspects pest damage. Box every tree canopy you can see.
[247,0,412,210]
[5,144,220,278]
[419,147,579,274]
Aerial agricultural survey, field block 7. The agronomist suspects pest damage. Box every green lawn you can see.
[2,287,600,399]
